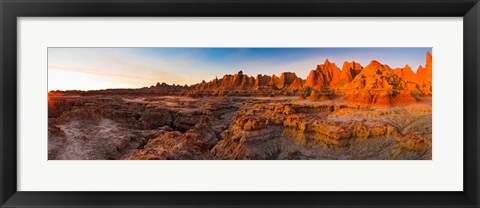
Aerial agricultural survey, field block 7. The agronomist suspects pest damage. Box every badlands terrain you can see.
[48,52,432,160]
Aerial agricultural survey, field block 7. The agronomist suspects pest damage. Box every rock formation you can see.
[275,72,299,89]
[304,59,342,90]
[339,61,363,87]
[181,51,432,107]
[48,52,433,160]
[393,64,416,83]
[49,89,432,160]
[344,60,418,106]
[414,52,433,95]
[52,52,432,107]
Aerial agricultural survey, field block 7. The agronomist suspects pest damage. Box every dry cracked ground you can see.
[48,95,432,160]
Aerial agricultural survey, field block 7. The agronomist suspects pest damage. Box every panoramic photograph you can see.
[48,48,432,160]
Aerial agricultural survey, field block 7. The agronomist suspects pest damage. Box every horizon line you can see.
[48,56,431,92]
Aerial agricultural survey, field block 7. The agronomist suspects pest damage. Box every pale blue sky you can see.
[48,48,432,91]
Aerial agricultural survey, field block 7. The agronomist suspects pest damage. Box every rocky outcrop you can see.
[56,52,432,107]
[289,78,304,90]
[47,95,237,160]
[395,129,432,150]
[193,70,257,92]
[48,53,433,160]
[55,51,432,107]
[304,59,342,90]
[339,61,363,87]
[188,53,432,106]
[307,90,331,101]
[254,74,272,89]
[268,74,280,89]
[275,72,299,89]
[425,51,432,82]
[127,117,218,160]
[344,60,418,107]
[283,114,399,146]
[49,94,432,160]
[208,100,430,159]
[393,64,416,82]
[415,52,432,95]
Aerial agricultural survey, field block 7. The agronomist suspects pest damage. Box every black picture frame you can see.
[1,0,479,207]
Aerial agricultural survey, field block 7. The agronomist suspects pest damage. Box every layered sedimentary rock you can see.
[184,52,432,106]
[304,59,342,90]
[48,53,433,160]
[254,74,272,89]
[207,99,432,159]
[49,93,432,160]
[393,64,416,82]
[289,78,304,90]
[275,72,299,89]
[414,52,433,95]
[339,61,363,87]
[343,60,418,106]
[47,95,239,159]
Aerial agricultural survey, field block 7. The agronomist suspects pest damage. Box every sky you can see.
[48,48,432,91]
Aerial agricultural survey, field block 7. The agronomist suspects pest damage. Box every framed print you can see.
[1,0,479,207]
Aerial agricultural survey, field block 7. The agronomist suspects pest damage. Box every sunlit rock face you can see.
[48,54,432,160]
[303,59,342,90]
[186,53,432,107]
